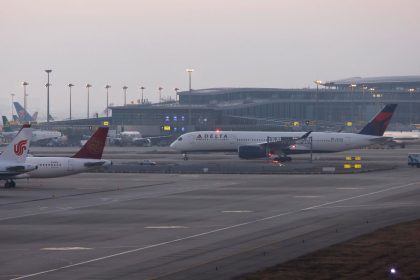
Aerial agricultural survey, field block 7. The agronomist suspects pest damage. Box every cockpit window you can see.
[178,137,183,141]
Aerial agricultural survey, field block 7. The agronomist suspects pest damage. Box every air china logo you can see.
[196,133,228,140]
[14,139,28,156]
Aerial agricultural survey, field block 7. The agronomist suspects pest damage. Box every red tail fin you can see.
[72,127,109,159]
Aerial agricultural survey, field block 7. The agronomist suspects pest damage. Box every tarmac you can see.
[0,147,420,279]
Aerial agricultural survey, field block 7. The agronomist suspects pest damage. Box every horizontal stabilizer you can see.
[84,161,107,167]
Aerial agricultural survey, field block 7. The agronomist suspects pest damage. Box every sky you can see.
[1,0,420,120]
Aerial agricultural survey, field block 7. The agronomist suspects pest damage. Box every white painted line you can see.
[222,210,253,213]
[41,247,92,251]
[302,182,419,211]
[145,226,187,229]
[10,181,419,280]
[294,196,322,198]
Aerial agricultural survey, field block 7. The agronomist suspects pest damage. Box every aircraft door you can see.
[67,159,74,171]
[229,134,237,147]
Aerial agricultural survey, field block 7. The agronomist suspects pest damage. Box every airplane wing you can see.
[238,131,312,159]
[368,136,393,143]
[83,161,108,167]
[257,131,312,153]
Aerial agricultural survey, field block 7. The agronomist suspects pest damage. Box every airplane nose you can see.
[170,141,177,149]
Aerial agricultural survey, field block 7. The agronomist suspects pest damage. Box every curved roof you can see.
[324,75,420,87]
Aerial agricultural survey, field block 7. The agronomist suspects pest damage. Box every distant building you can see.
[47,76,420,135]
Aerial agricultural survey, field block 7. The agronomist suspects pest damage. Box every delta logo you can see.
[196,133,228,140]
[14,139,28,156]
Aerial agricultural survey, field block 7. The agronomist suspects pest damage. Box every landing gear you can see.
[183,153,189,161]
[4,180,16,188]
[273,155,292,162]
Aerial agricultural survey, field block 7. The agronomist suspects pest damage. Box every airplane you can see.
[0,124,37,188]
[383,130,420,148]
[2,116,63,145]
[12,127,111,181]
[109,130,170,146]
[14,102,36,123]
[170,104,397,161]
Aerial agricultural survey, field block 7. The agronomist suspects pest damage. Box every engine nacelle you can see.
[238,145,266,159]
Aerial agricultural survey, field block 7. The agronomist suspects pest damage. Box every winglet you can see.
[358,104,398,136]
[299,131,312,139]
[0,124,32,163]
[72,127,109,159]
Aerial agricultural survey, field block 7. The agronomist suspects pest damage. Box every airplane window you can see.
[178,137,183,141]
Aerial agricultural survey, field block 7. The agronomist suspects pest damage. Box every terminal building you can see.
[49,75,420,135]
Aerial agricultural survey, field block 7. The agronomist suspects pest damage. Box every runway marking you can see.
[318,202,420,209]
[294,196,322,198]
[222,210,253,213]
[10,181,419,280]
[145,226,187,229]
[41,247,92,251]
[336,187,364,190]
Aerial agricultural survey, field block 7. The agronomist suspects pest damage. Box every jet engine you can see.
[238,145,267,159]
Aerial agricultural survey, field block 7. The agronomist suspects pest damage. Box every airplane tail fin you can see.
[72,127,109,159]
[358,104,398,136]
[32,112,38,122]
[13,102,33,122]
[2,116,13,132]
[0,124,32,163]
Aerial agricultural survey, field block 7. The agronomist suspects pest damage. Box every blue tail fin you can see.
[358,104,397,136]
[13,102,33,122]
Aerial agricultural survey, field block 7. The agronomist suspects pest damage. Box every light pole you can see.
[186,68,194,126]
[140,86,145,104]
[22,81,29,113]
[123,86,128,106]
[158,87,163,103]
[45,69,52,124]
[349,83,356,126]
[313,80,322,130]
[68,83,74,120]
[105,85,111,117]
[86,84,92,119]
[11,93,15,117]
[362,86,368,99]
[409,88,415,124]
[174,87,179,102]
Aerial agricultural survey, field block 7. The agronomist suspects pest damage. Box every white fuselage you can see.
[170,131,383,154]
[383,131,420,144]
[15,157,112,178]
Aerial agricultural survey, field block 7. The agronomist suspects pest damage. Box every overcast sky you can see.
[1,0,420,120]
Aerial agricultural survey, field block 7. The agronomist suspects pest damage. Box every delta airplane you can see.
[11,127,111,183]
[0,125,37,188]
[170,104,397,161]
